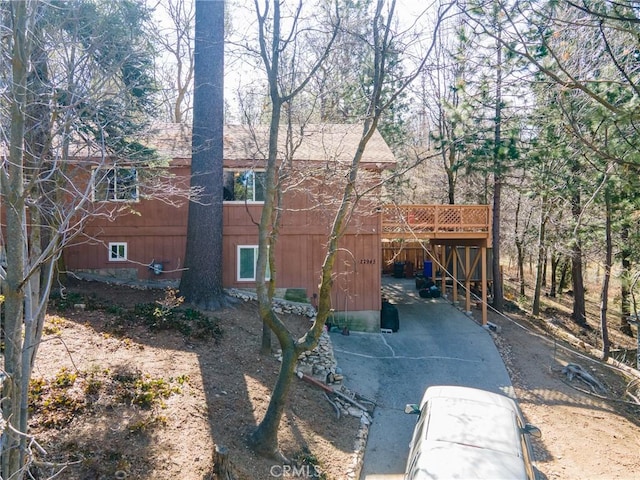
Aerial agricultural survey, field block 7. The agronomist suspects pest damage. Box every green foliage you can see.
[106,304,126,316]
[54,368,78,388]
[291,447,327,479]
[121,290,223,340]
[29,366,183,430]
[127,414,168,433]
[50,287,224,340]
[49,291,90,312]
[29,368,85,428]
[113,370,181,409]
[284,288,309,303]
[83,372,104,397]
[43,315,66,335]
[23,0,161,173]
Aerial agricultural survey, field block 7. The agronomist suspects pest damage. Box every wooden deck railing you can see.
[381,204,491,238]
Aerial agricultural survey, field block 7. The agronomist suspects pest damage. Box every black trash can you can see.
[393,262,405,278]
[381,300,399,331]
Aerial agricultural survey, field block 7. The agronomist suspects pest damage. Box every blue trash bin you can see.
[423,260,433,278]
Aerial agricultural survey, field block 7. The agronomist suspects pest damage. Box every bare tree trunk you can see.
[549,252,560,297]
[255,0,286,355]
[619,225,633,336]
[516,240,526,297]
[513,185,530,298]
[558,257,570,294]
[491,25,504,313]
[532,196,548,316]
[248,0,454,459]
[1,2,30,477]
[250,0,341,456]
[571,246,587,325]
[570,163,587,326]
[446,147,456,205]
[261,323,272,354]
[600,184,612,360]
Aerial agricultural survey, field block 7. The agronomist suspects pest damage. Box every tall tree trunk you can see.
[447,147,456,205]
[532,196,548,316]
[549,252,559,298]
[179,0,225,309]
[570,162,587,326]
[516,240,526,297]
[491,22,504,312]
[1,2,30,477]
[558,257,570,294]
[251,0,286,453]
[514,188,526,297]
[600,185,612,360]
[619,225,633,336]
[571,239,587,325]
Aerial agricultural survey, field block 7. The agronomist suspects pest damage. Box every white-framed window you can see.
[108,242,128,262]
[237,245,270,282]
[93,167,139,202]
[223,169,266,202]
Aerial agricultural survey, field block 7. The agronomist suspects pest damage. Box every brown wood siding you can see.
[66,200,383,313]
[222,222,381,312]
[330,233,382,312]
[65,234,186,281]
[63,157,385,314]
[66,198,383,313]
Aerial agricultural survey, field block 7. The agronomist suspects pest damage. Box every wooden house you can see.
[63,123,495,329]
[63,124,396,331]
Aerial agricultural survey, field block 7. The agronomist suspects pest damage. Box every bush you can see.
[30,367,183,430]
[49,291,87,312]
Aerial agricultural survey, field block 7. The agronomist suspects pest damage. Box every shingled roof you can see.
[145,123,396,170]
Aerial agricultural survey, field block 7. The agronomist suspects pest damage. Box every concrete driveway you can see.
[329,277,513,480]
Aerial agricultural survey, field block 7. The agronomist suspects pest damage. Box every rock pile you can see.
[226,288,317,317]
[293,330,342,383]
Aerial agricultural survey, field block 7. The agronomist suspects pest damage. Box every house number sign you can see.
[359,259,376,264]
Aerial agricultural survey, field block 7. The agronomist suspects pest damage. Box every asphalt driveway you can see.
[329,277,513,479]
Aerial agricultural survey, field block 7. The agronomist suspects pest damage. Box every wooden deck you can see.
[381,204,492,325]
[381,204,491,243]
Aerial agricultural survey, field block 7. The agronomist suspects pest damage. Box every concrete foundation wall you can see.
[328,310,380,333]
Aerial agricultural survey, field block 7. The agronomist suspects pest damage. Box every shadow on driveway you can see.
[330,276,513,479]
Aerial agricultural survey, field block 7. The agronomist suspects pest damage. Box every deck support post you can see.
[452,247,458,305]
[440,245,447,297]
[481,245,487,325]
[465,246,471,313]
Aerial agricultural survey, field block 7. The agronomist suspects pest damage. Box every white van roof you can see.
[410,386,529,480]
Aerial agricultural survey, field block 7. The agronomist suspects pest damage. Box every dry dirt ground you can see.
[30,280,360,480]
[475,292,640,480]
[27,279,640,480]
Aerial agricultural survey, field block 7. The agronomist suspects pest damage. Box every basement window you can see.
[223,169,266,202]
[237,245,270,282]
[108,242,128,262]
